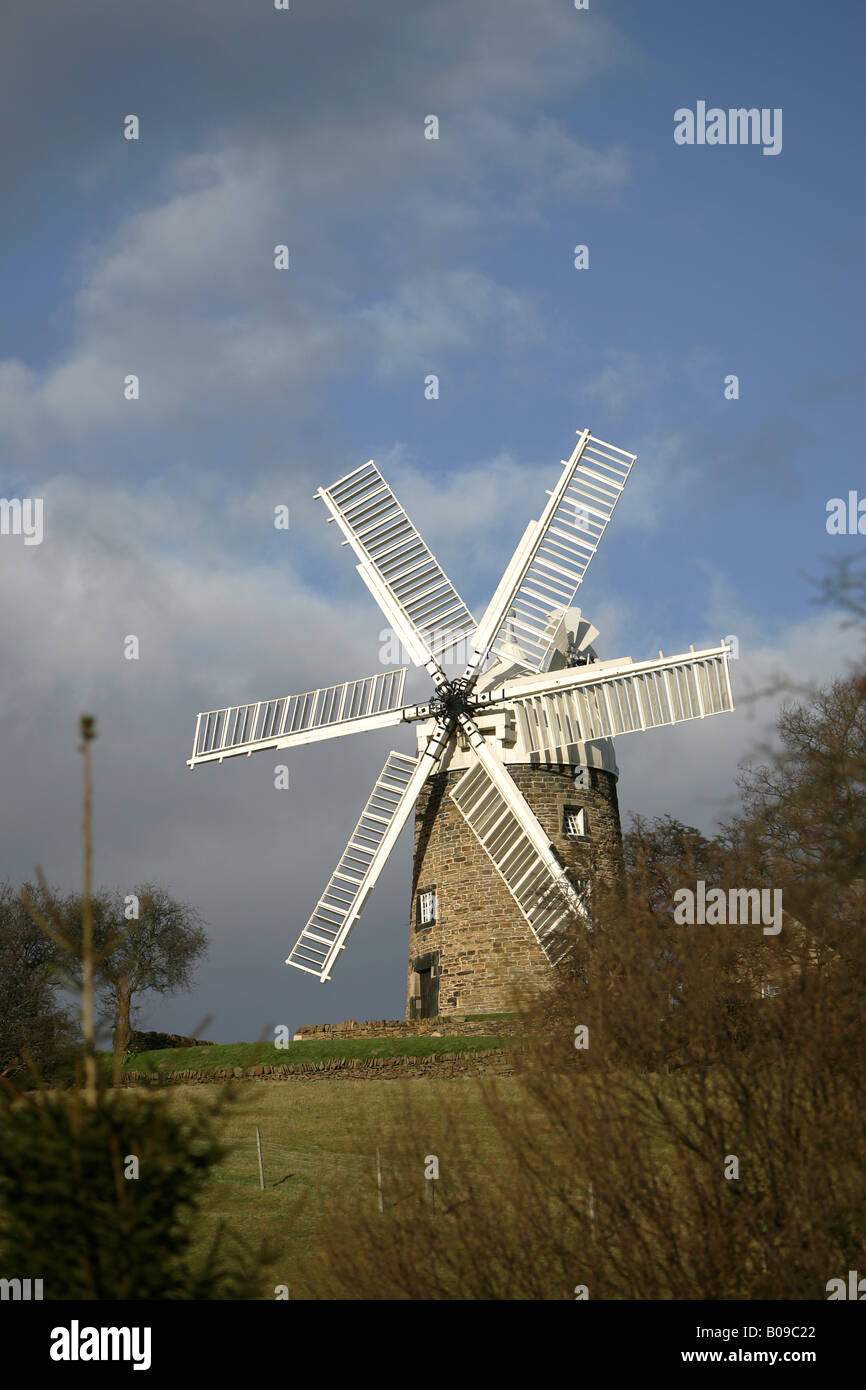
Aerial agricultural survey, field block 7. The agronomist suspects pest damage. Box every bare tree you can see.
[65,885,208,1066]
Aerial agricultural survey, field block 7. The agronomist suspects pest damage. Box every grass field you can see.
[172,1075,525,1297]
[110,1033,520,1074]
[109,1035,526,1296]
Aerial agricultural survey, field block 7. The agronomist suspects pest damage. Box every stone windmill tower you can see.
[187,429,735,1021]
[406,608,624,1020]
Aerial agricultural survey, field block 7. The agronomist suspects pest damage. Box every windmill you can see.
[188,429,734,1016]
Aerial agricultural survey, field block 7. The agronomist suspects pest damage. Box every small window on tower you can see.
[563,806,588,838]
[418,889,437,925]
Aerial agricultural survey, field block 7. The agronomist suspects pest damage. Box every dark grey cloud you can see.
[0,1,629,479]
[0,0,624,241]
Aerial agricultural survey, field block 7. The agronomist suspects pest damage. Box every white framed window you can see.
[564,807,588,838]
[418,889,437,925]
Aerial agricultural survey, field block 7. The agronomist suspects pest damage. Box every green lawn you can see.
[110,1033,521,1075]
[173,1074,528,1298]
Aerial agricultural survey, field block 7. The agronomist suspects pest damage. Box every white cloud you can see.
[0,0,633,456]
[618,607,856,835]
[584,348,669,415]
[361,271,543,377]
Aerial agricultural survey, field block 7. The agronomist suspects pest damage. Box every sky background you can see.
[1,0,863,1040]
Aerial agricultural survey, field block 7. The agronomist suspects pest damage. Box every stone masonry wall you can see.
[294,1017,518,1040]
[122,1050,517,1084]
[406,761,624,1020]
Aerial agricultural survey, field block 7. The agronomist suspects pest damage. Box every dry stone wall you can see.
[293,1017,518,1040]
[122,1050,516,1084]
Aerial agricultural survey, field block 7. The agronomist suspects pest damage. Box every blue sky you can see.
[0,0,863,1039]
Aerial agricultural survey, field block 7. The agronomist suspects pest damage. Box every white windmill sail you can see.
[463,431,635,679]
[449,753,585,965]
[493,645,734,755]
[286,750,425,980]
[286,720,452,981]
[188,669,410,767]
[318,461,476,671]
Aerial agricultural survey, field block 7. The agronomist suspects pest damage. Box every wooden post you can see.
[79,716,98,1107]
[376,1147,384,1213]
[256,1127,265,1191]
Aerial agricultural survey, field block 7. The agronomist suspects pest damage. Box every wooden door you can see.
[419,967,438,1018]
